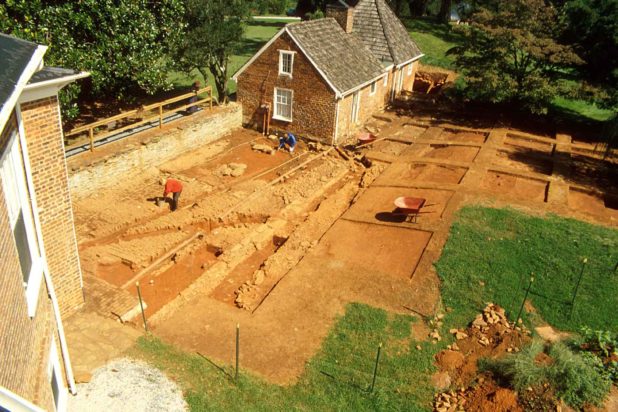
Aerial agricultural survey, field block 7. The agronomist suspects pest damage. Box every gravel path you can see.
[68,358,187,412]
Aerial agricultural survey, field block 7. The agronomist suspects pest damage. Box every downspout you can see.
[332,98,340,146]
[15,106,77,396]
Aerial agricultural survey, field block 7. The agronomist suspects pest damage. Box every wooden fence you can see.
[64,86,213,152]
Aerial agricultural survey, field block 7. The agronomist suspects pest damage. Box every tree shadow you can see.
[402,17,465,45]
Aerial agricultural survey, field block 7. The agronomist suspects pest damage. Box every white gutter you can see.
[23,71,90,91]
[0,45,47,133]
[395,53,424,69]
[332,98,340,146]
[20,71,90,104]
[340,71,388,99]
[0,386,46,412]
[15,105,77,396]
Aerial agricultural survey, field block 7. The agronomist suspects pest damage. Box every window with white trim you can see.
[279,51,294,77]
[273,88,293,121]
[408,63,413,75]
[0,131,43,317]
[370,81,377,95]
[48,338,67,412]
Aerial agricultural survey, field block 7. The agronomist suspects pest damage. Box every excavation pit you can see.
[568,188,618,219]
[504,133,554,155]
[494,149,553,175]
[375,163,468,186]
[423,144,480,163]
[344,186,453,224]
[482,171,549,202]
[439,129,487,144]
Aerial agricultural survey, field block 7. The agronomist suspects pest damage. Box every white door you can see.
[396,70,404,94]
[351,91,360,124]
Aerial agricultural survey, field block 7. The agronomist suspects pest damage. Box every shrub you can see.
[482,340,611,409]
[547,342,611,408]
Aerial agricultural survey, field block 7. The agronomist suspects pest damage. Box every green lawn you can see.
[403,18,462,70]
[168,18,288,98]
[435,206,618,334]
[133,303,437,411]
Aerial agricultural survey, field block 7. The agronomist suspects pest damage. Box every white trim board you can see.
[20,71,90,103]
[0,45,47,133]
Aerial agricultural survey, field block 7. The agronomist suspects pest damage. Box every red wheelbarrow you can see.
[357,132,377,146]
[393,196,426,223]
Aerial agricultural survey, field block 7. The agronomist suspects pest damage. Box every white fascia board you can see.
[395,54,424,69]
[284,28,343,98]
[0,386,46,412]
[20,71,90,103]
[0,45,47,134]
[232,27,287,82]
[340,71,388,98]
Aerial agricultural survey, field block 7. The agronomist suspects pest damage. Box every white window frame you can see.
[383,74,388,86]
[351,91,360,124]
[408,63,413,75]
[370,81,377,96]
[278,50,295,77]
[273,88,293,122]
[48,337,68,412]
[0,131,43,317]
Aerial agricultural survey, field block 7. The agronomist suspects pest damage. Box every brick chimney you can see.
[325,2,354,34]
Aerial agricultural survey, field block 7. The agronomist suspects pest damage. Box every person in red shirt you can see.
[163,178,183,211]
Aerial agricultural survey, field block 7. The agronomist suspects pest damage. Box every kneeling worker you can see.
[277,132,297,153]
[163,178,183,211]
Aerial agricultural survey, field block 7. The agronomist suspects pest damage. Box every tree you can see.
[561,0,618,84]
[438,0,452,23]
[408,0,430,16]
[178,0,251,103]
[0,0,184,120]
[447,0,584,114]
[387,0,406,16]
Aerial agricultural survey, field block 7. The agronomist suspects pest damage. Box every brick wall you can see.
[67,104,242,198]
[236,32,337,143]
[325,5,354,33]
[335,75,388,142]
[20,96,84,318]
[0,114,58,411]
[401,61,419,92]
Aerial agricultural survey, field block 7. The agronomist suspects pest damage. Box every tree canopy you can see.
[0,0,184,119]
[177,0,251,103]
[447,0,584,114]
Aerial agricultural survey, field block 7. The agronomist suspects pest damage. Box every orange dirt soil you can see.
[68,99,618,389]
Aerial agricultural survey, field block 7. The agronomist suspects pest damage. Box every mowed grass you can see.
[435,206,618,333]
[403,18,463,70]
[132,303,436,411]
[168,18,288,98]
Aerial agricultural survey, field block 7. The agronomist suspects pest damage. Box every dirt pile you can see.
[432,304,532,412]
[439,304,530,386]
[414,71,450,94]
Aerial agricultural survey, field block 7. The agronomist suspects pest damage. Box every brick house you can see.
[233,0,423,144]
[0,33,88,411]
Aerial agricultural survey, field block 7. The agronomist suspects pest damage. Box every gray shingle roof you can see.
[0,33,38,113]
[287,18,385,94]
[28,66,80,85]
[351,0,422,65]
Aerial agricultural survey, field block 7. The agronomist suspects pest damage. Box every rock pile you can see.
[433,389,466,412]
[216,163,247,177]
[251,143,274,155]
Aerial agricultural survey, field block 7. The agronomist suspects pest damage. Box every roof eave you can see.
[395,53,424,69]
[0,44,47,133]
[24,71,90,91]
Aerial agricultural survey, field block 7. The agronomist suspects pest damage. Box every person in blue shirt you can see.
[277,132,297,153]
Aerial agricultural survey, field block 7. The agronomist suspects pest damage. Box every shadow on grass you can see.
[402,17,465,45]
[318,370,372,393]
[197,352,234,381]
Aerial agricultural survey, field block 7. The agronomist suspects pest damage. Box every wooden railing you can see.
[64,86,213,153]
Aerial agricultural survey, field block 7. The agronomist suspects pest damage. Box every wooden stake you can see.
[235,323,240,383]
[569,258,587,320]
[514,276,534,329]
[370,343,382,393]
[136,282,148,332]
